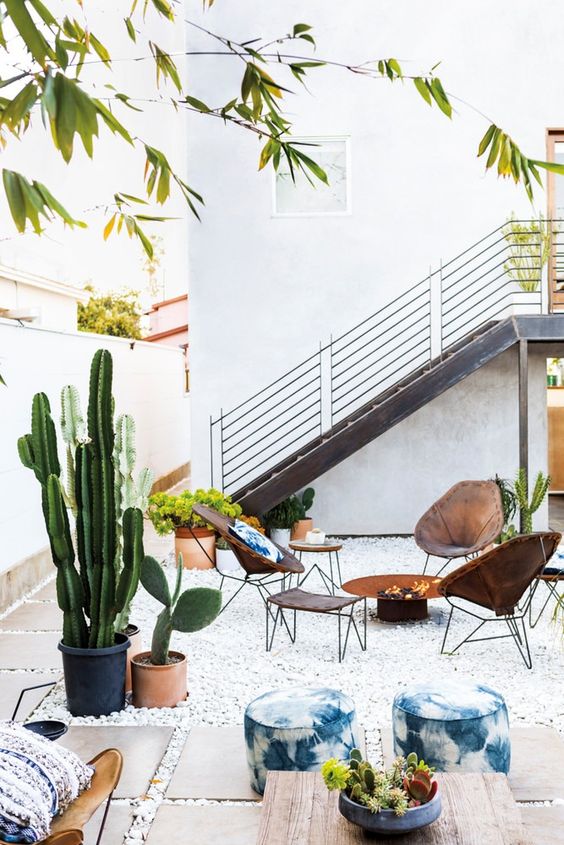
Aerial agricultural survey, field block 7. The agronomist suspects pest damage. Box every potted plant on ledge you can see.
[131,555,222,708]
[148,488,242,569]
[18,349,145,717]
[291,487,315,540]
[263,496,302,548]
[322,749,441,836]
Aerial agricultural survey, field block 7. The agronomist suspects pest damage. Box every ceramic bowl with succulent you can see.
[322,749,441,836]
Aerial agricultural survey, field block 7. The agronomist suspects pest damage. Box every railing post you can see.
[319,341,333,435]
[541,214,550,314]
[219,409,225,492]
[209,412,225,491]
[430,264,442,361]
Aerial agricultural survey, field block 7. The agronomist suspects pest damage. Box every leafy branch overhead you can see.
[0,0,563,258]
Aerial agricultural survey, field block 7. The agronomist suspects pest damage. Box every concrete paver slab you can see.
[146,804,261,845]
[60,726,174,799]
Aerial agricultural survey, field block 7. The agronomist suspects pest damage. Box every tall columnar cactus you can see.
[514,468,551,534]
[18,349,145,650]
[140,555,222,665]
[60,384,88,514]
[18,393,88,648]
[114,414,154,567]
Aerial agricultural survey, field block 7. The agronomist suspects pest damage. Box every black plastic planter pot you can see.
[58,633,130,717]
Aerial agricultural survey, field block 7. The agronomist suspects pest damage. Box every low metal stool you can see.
[289,540,343,595]
[265,588,367,662]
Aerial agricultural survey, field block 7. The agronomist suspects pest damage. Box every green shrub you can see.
[147,487,241,535]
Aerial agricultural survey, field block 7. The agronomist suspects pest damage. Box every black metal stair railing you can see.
[210,219,549,496]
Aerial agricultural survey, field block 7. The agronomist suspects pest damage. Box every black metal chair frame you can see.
[440,582,541,670]
[188,525,299,621]
[265,596,367,663]
[294,547,343,595]
[529,570,564,628]
[422,551,477,577]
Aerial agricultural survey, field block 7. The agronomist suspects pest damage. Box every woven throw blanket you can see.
[0,722,93,843]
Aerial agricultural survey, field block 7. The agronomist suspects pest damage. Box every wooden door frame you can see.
[546,129,564,311]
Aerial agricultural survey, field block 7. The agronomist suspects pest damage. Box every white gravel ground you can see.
[22,536,564,841]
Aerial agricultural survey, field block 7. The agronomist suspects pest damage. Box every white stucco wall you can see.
[0,321,190,575]
[186,0,563,504]
[307,348,548,534]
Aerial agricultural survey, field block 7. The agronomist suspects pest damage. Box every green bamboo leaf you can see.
[3,169,26,231]
[477,123,497,157]
[33,180,86,227]
[1,81,38,129]
[184,95,210,112]
[293,23,312,35]
[293,149,328,184]
[485,128,502,169]
[430,77,452,118]
[125,17,137,42]
[28,0,57,27]
[4,0,53,66]
[94,99,134,144]
[529,159,564,175]
[90,34,111,66]
[413,77,432,106]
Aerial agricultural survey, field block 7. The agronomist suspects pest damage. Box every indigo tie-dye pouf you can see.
[244,687,359,794]
[392,680,510,774]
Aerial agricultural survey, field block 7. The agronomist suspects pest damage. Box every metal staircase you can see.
[209,220,563,513]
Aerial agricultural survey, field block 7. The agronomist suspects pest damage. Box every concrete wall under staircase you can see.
[307,347,548,535]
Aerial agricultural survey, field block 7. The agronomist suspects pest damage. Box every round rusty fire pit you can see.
[342,574,443,622]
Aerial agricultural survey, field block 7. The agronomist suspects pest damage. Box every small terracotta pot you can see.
[131,651,188,708]
[124,624,143,694]
[291,519,313,540]
[175,527,215,569]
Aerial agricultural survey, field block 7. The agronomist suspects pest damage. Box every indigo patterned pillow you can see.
[0,722,93,843]
[228,519,283,563]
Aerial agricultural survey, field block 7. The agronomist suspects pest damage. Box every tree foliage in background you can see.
[0,0,563,262]
[78,284,142,339]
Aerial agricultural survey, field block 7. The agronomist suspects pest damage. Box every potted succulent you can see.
[147,488,242,569]
[131,555,222,708]
[215,515,264,575]
[322,750,441,836]
[263,496,302,548]
[290,487,315,540]
[18,350,145,717]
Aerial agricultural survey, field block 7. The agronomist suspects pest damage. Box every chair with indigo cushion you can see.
[244,687,360,794]
[438,531,561,668]
[392,680,510,774]
[191,504,304,615]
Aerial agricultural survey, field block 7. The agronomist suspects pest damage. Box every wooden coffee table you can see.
[342,574,443,622]
[257,771,532,844]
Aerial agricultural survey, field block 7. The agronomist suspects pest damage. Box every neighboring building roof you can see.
[0,264,90,302]
[144,293,188,316]
[144,324,189,343]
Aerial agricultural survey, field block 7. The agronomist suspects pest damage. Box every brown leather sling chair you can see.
[0,748,123,845]
[438,532,561,669]
[415,480,504,576]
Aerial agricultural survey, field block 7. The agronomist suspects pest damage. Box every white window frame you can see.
[271,135,352,218]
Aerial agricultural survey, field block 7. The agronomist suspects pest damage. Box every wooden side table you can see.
[257,771,532,844]
[289,541,343,595]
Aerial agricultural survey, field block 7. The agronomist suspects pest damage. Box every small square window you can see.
[273,137,350,216]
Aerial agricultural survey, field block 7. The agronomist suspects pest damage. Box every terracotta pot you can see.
[131,651,188,708]
[175,527,215,569]
[291,518,313,540]
[124,624,143,694]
